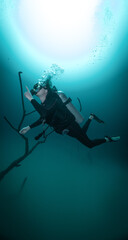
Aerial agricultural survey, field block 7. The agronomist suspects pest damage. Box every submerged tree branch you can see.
[0,140,44,181]
[0,72,45,182]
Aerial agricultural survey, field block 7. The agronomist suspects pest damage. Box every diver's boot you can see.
[105,136,120,142]
[89,113,104,123]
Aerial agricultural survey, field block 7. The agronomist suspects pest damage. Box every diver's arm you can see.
[30,99,44,116]
[19,118,43,135]
[24,86,34,101]
[29,117,43,129]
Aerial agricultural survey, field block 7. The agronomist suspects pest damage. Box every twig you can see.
[25,110,36,116]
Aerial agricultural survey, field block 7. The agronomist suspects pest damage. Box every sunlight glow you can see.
[18,0,101,60]
[1,0,126,81]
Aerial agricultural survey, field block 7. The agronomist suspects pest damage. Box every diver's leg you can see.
[83,135,106,148]
[79,135,120,148]
[74,132,106,148]
[67,121,120,149]
[68,121,106,148]
[82,113,104,133]
[82,116,93,133]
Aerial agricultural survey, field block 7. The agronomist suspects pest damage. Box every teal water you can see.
[0,2,128,240]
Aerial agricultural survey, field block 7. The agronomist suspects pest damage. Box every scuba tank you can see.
[57,91,84,124]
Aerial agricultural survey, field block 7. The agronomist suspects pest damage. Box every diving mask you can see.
[30,81,47,95]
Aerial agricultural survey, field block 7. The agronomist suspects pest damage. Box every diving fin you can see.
[90,113,104,123]
[105,136,120,142]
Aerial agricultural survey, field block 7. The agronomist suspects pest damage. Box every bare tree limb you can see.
[4,116,18,133]
[0,72,45,182]
[4,116,28,142]
[0,140,44,181]
[19,71,25,114]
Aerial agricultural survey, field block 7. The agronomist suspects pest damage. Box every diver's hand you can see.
[24,86,33,101]
[19,126,30,135]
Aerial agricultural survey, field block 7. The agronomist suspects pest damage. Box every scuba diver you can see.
[19,77,120,148]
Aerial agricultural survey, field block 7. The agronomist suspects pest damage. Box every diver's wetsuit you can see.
[30,90,106,148]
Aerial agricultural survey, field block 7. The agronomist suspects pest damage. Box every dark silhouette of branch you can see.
[0,72,45,182]
[0,140,44,181]
[25,110,36,116]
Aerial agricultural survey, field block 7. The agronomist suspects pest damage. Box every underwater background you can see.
[0,1,128,240]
